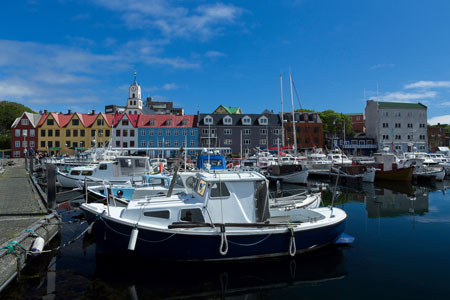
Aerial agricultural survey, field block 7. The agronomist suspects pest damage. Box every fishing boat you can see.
[266,164,309,184]
[57,156,154,188]
[81,171,348,261]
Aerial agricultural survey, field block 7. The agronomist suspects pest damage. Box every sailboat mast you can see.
[280,74,285,147]
[289,73,297,155]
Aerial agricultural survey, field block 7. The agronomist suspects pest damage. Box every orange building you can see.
[345,113,365,133]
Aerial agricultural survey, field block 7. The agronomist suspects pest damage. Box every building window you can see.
[15,141,20,147]
[116,129,121,137]
[73,129,78,137]
[260,139,267,145]
[73,142,78,148]
[223,116,232,125]
[190,130,195,136]
[182,119,188,125]
[66,129,70,137]
[174,130,179,136]
[243,129,251,135]
[158,130,162,136]
[72,119,79,126]
[130,141,135,147]
[47,141,52,148]
[273,129,280,135]
[149,119,155,125]
[242,116,251,125]
[130,130,135,137]
[97,119,104,126]
[165,140,170,147]
[382,135,389,140]
[182,129,187,136]
[122,120,129,126]
[123,142,128,148]
[420,135,425,140]
[150,140,155,146]
[243,139,251,145]
[190,140,195,146]
[123,130,128,137]
[15,129,20,137]
[260,129,267,135]
[30,141,35,147]
[116,141,120,147]
[105,130,110,137]
[55,141,60,148]
[41,141,45,148]
[150,130,154,136]
[141,140,146,147]
[204,116,213,125]
[141,130,146,136]
[47,119,54,126]
[259,117,268,125]
[313,127,318,133]
[166,130,171,136]
[224,139,232,145]
[407,135,413,140]
[382,112,388,117]
[202,129,209,135]
[41,129,45,137]
[174,140,179,147]
[394,112,401,117]
[21,119,29,125]
[407,123,413,128]
[224,129,232,135]
[395,123,401,128]
[382,123,389,128]
[66,141,70,147]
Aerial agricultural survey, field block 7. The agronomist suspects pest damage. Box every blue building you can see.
[138,114,198,158]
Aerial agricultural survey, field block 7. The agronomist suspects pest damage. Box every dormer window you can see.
[259,116,268,125]
[149,119,155,125]
[182,119,187,125]
[242,116,251,125]
[223,116,232,125]
[204,116,213,125]
[122,120,129,126]
[166,119,172,125]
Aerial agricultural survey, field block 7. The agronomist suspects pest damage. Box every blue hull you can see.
[84,211,345,261]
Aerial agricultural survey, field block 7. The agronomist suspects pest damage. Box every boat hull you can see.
[267,170,309,184]
[375,167,414,182]
[82,208,345,261]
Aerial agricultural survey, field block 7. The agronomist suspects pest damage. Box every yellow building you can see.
[37,111,114,155]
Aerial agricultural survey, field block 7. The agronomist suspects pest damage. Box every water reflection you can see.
[91,246,347,299]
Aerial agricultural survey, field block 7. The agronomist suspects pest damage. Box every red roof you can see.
[113,113,140,128]
[37,113,49,127]
[139,114,197,128]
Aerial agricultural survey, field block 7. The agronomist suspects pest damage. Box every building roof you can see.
[11,112,43,128]
[139,114,197,128]
[377,101,427,109]
[198,113,281,126]
[213,105,242,114]
[113,113,140,127]
[345,113,364,116]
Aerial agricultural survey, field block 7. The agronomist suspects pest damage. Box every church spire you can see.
[132,70,138,86]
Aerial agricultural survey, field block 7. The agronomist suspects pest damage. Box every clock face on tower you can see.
[131,86,137,92]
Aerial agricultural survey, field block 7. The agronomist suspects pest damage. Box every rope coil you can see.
[219,225,229,256]
[288,226,296,257]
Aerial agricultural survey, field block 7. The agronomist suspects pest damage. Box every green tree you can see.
[318,110,354,137]
[0,101,36,150]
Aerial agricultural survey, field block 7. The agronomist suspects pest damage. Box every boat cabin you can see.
[197,154,226,170]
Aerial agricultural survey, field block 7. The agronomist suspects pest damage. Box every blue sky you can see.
[2,0,450,124]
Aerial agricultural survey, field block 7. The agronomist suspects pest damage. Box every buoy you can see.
[128,228,139,251]
[160,163,163,173]
[31,236,45,256]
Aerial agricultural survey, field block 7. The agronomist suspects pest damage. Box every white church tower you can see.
[125,71,143,115]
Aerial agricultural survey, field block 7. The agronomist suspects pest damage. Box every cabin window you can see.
[81,171,93,176]
[144,210,170,219]
[180,209,205,223]
[99,164,108,170]
[196,180,207,196]
[70,170,80,175]
[210,182,230,198]
[185,176,197,189]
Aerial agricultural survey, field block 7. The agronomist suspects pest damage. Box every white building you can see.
[125,72,143,115]
[365,100,428,152]
[112,113,140,151]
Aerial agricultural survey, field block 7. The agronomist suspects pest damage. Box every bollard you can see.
[24,153,28,171]
[46,164,57,210]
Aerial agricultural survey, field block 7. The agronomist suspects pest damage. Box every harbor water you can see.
[2,180,450,299]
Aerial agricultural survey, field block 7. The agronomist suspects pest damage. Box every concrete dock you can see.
[0,159,60,292]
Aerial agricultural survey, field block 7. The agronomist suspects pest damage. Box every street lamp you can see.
[23,130,27,157]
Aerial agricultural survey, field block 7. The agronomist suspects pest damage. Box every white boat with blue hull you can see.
[81,171,349,261]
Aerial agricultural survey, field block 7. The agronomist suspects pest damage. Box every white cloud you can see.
[405,81,450,89]
[370,63,395,70]
[381,91,437,102]
[205,51,225,58]
[428,115,450,125]
[162,83,178,90]
[0,80,36,97]
[93,0,244,40]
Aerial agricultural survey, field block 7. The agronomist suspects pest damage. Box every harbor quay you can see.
[0,159,60,292]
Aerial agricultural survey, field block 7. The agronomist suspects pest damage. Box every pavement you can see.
[0,159,46,246]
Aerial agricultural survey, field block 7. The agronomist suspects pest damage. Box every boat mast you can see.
[280,74,285,147]
[289,73,297,156]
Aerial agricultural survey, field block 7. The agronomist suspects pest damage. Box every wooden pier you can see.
[0,159,60,292]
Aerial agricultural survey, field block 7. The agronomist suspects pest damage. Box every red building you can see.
[345,113,365,133]
[428,126,447,152]
[283,112,324,150]
[11,112,43,158]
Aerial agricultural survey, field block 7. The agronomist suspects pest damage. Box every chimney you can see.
[44,109,48,114]
[68,109,72,114]
[91,110,96,115]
